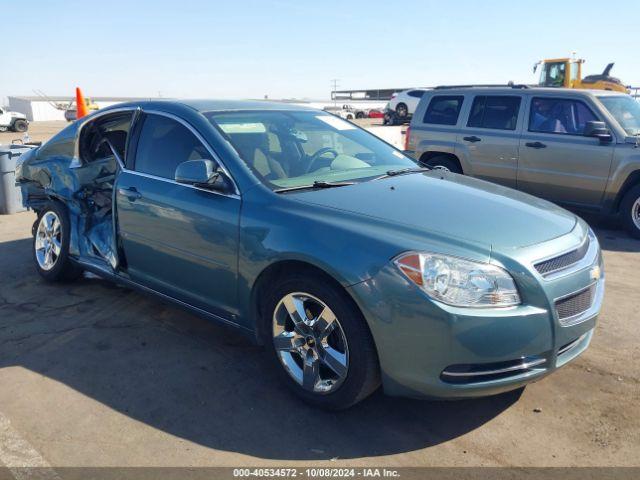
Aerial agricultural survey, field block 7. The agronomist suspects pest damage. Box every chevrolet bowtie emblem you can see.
[590,265,601,281]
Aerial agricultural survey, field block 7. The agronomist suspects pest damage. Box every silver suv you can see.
[407,86,640,238]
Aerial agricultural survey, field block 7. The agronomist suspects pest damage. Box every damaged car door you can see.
[115,111,241,320]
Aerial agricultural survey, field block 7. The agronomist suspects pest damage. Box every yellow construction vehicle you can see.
[534,58,628,93]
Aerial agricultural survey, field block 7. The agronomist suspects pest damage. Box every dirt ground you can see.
[0,121,68,145]
[0,122,638,470]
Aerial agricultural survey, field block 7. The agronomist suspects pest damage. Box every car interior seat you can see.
[229,133,286,180]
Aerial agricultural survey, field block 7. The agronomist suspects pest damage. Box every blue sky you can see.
[3,0,636,100]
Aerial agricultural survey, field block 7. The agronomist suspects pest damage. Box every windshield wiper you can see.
[374,166,431,180]
[274,180,356,193]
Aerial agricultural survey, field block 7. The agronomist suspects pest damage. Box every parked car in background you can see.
[0,107,29,132]
[407,86,640,238]
[323,104,366,120]
[17,100,603,410]
[368,109,384,119]
[389,89,429,122]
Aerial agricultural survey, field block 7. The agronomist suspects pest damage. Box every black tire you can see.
[13,119,28,132]
[620,184,640,239]
[33,202,83,282]
[356,112,365,119]
[262,273,380,410]
[395,103,408,118]
[385,112,397,126]
[346,114,354,120]
[425,155,462,174]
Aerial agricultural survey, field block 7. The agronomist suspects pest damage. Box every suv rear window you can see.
[423,96,464,125]
[467,96,521,130]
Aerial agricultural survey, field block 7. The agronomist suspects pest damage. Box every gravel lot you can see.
[0,122,638,470]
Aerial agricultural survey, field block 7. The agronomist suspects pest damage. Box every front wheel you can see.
[263,275,380,410]
[33,202,82,282]
[620,185,640,239]
[13,119,28,132]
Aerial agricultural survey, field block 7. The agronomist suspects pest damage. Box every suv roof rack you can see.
[433,84,530,90]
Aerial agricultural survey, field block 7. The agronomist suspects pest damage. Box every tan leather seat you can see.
[253,148,286,179]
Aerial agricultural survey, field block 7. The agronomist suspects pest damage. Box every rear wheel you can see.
[620,184,640,239]
[33,202,82,282]
[396,103,408,118]
[263,275,380,410]
[0,126,7,132]
[13,119,28,132]
[425,155,462,174]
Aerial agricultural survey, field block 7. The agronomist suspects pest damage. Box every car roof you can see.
[427,86,629,97]
[107,98,320,113]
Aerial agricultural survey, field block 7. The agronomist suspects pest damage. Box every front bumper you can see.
[348,226,604,399]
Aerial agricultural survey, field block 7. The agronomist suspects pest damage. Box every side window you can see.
[79,112,133,164]
[467,96,521,130]
[408,90,425,98]
[134,114,213,179]
[529,98,598,135]
[423,96,464,125]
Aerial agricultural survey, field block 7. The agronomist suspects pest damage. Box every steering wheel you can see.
[306,147,339,173]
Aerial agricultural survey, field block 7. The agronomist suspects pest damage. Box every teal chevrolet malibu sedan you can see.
[16,100,604,409]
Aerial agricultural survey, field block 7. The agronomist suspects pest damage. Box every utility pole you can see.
[331,79,339,107]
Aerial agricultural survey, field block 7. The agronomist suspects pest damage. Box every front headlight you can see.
[394,252,520,308]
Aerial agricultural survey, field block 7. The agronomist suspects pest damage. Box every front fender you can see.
[602,146,640,211]
[235,185,491,329]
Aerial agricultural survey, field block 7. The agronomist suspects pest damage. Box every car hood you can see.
[290,171,577,249]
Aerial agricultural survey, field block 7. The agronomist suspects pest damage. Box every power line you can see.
[330,79,339,106]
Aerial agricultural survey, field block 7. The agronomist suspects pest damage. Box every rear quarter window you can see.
[423,96,464,125]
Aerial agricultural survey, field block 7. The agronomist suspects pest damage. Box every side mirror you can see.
[584,121,612,142]
[175,159,232,192]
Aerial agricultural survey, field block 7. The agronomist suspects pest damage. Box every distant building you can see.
[331,88,412,101]
[7,96,148,122]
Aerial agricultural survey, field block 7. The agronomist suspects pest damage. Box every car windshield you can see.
[598,95,640,136]
[205,110,417,190]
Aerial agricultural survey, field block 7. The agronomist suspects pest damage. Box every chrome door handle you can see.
[525,141,547,149]
[118,187,142,201]
[463,136,481,143]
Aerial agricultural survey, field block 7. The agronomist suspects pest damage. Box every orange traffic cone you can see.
[75,87,89,119]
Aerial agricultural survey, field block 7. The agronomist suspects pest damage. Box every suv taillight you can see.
[404,126,411,151]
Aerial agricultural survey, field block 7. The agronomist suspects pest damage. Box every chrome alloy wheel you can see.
[35,211,62,271]
[632,197,640,230]
[432,165,451,172]
[272,292,349,394]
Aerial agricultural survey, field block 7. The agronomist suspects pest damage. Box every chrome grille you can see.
[534,237,590,276]
[555,284,595,321]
